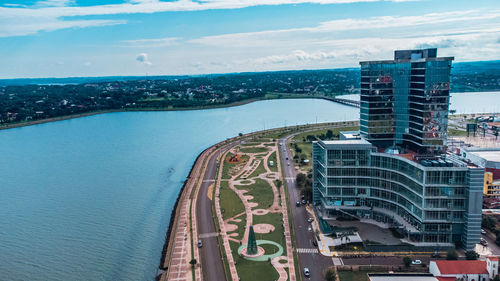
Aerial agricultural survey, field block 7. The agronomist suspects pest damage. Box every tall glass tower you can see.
[359,48,454,154]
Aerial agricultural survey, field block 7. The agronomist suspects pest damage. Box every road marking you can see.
[285,177,295,181]
[203,179,215,183]
[199,232,218,238]
[296,248,319,254]
[332,257,344,266]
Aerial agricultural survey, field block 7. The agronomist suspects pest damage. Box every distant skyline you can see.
[1,0,499,78]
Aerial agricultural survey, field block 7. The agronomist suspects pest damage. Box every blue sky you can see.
[0,0,499,78]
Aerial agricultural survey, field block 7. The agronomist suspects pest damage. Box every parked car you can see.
[307,217,314,223]
[412,260,422,265]
[312,240,318,247]
[303,268,310,277]
[296,201,301,207]
[301,199,306,204]
[481,229,487,235]
[307,226,312,232]
[197,240,203,248]
[480,238,488,246]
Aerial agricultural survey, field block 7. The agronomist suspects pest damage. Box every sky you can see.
[0,0,499,78]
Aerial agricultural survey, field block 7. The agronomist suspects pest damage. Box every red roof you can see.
[436,277,456,281]
[488,256,499,261]
[434,260,487,275]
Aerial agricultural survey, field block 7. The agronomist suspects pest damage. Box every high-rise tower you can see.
[359,48,454,154]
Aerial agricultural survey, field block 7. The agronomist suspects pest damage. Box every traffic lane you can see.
[482,233,500,255]
[342,256,430,266]
[281,138,332,281]
[197,150,225,281]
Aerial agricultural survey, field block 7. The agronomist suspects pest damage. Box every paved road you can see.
[342,256,430,266]
[279,136,333,281]
[196,147,227,281]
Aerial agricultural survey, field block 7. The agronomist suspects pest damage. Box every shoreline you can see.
[0,94,321,131]
[157,120,360,280]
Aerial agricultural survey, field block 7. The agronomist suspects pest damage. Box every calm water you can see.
[0,99,358,281]
[340,91,500,114]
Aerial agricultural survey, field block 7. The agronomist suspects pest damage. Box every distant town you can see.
[1,61,499,128]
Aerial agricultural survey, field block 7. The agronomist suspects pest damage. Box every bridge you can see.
[321,96,360,108]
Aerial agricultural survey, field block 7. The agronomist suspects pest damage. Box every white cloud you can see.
[122,37,180,48]
[136,53,152,65]
[34,0,75,7]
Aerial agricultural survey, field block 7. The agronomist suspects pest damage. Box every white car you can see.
[307,217,314,223]
[307,226,312,232]
[412,260,422,265]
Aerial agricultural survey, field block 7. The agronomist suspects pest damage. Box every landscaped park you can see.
[214,140,296,281]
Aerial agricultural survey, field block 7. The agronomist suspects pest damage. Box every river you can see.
[0,98,357,281]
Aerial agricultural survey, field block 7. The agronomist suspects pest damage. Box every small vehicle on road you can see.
[480,238,488,246]
[412,260,421,265]
[303,268,310,277]
[301,199,306,205]
[481,229,487,235]
[197,240,203,248]
[296,201,301,207]
[312,240,318,247]
[307,217,314,223]
[307,226,312,232]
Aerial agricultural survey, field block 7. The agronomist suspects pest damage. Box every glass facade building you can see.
[313,49,483,250]
[313,139,483,250]
[360,48,453,154]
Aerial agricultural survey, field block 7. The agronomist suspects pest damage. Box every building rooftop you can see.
[432,260,488,275]
[368,274,438,281]
[469,149,500,163]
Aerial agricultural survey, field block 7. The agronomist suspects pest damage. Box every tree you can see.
[446,249,458,260]
[403,256,412,268]
[326,130,334,139]
[482,215,497,231]
[325,269,336,281]
[465,250,479,260]
[493,275,500,281]
[296,173,306,188]
[496,233,500,246]
[189,259,197,267]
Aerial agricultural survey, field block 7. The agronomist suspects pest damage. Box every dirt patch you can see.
[225,153,243,163]
[254,223,275,233]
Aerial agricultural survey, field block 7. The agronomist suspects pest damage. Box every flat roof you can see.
[369,274,438,281]
[320,139,371,145]
[469,150,500,162]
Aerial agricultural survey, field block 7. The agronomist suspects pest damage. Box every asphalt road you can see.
[279,136,333,281]
[196,147,227,281]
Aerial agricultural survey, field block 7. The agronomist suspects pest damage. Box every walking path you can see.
[215,141,296,281]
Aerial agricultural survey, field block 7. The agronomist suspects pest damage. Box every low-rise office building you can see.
[312,138,484,250]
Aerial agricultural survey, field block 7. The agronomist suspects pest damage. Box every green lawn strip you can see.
[240,146,269,154]
[241,142,261,147]
[227,215,247,241]
[338,270,370,281]
[211,169,233,281]
[268,151,278,172]
[253,212,285,249]
[220,181,245,220]
[449,128,468,136]
[222,154,249,179]
[230,241,280,281]
[242,178,275,210]
[248,160,267,178]
[291,126,360,143]
[264,143,276,147]
[285,267,290,281]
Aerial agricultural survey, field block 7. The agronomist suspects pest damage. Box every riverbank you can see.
[158,120,359,281]
[0,94,324,131]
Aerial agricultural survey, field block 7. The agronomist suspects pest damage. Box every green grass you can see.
[292,126,360,142]
[261,243,280,255]
[243,178,275,210]
[449,128,468,136]
[248,160,267,178]
[230,241,280,281]
[264,143,276,147]
[220,181,245,220]
[253,212,285,248]
[338,270,369,281]
[240,147,269,154]
[222,154,249,179]
[228,214,247,240]
[269,151,278,172]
